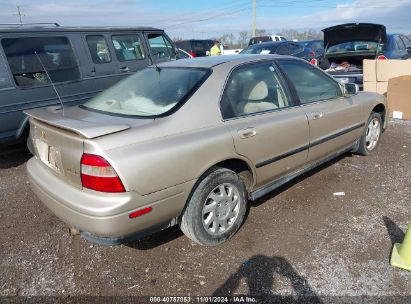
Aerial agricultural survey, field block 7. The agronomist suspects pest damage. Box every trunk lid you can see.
[322,23,387,47]
[25,106,153,188]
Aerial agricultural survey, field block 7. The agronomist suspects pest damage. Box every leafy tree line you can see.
[174,28,324,49]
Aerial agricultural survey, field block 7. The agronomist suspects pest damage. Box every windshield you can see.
[326,41,378,54]
[83,67,208,117]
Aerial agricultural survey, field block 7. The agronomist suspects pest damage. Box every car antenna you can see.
[34,51,65,116]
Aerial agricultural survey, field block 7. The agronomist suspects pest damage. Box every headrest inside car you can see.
[244,81,268,101]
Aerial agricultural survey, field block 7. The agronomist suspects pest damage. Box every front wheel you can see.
[356,112,382,156]
[180,168,247,246]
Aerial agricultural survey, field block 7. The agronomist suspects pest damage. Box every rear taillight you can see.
[80,153,125,193]
[189,50,196,57]
[377,55,387,60]
[310,58,318,65]
[309,51,315,57]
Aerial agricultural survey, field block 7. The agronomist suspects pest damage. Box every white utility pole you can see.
[252,0,256,37]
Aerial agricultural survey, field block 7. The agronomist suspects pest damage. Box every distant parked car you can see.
[248,35,286,46]
[0,24,178,145]
[175,39,216,57]
[240,41,315,62]
[26,55,387,246]
[320,23,411,88]
[300,40,324,56]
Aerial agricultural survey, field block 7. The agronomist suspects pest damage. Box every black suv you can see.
[175,39,216,57]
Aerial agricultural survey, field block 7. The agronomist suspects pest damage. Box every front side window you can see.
[279,60,341,104]
[112,35,145,61]
[221,62,290,119]
[2,36,80,87]
[147,33,174,60]
[83,67,208,117]
[86,35,111,64]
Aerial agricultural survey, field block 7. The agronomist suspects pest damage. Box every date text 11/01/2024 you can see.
[149,296,258,303]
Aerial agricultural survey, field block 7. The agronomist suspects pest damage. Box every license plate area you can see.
[35,139,64,175]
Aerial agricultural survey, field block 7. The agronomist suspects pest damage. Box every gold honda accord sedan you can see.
[26,55,387,246]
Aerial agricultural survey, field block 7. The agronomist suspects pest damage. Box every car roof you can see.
[248,41,286,47]
[300,40,323,43]
[158,54,288,68]
[0,25,162,33]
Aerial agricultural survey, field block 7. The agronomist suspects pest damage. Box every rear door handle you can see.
[311,111,324,120]
[238,127,257,139]
[120,66,130,73]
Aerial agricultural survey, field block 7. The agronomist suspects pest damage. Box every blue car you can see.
[321,23,411,88]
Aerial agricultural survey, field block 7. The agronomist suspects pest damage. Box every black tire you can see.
[180,168,247,246]
[355,112,382,156]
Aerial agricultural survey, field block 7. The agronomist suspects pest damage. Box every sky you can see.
[1,0,410,39]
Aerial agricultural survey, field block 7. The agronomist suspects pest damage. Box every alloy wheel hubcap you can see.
[365,118,380,151]
[202,183,240,235]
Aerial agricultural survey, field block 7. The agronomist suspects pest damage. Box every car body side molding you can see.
[255,122,365,169]
[250,140,358,201]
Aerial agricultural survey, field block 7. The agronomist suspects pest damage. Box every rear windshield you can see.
[326,41,379,54]
[240,45,274,54]
[191,40,214,52]
[83,67,209,117]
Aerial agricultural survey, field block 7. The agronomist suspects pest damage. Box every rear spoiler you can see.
[25,107,130,139]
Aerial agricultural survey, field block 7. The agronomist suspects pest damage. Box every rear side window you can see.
[0,58,11,89]
[86,35,111,64]
[147,33,174,60]
[112,35,145,61]
[289,43,304,54]
[394,36,406,50]
[276,44,289,55]
[2,36,80,87]
[278,60,341,104]
[400,36,411,49]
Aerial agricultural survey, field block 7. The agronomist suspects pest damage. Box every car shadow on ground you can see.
[213,254,322,303]
[251,152,351,208]
[125,226,184,250]
[0,142,31,169]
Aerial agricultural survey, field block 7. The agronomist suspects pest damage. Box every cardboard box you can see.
[363,81,377,92]
[363,60,377,82]
[377,60,411,82]
[376,81,388,96]
[387,76,411,120]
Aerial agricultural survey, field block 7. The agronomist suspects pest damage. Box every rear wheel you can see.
[180,168,247,246]
[356,112,382,155]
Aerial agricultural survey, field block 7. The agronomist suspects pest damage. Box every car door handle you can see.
[120,67,130,72]
[311,111,324,120]
[238,128,257,139]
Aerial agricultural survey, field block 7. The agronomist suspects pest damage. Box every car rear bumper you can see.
[27,157,195,239]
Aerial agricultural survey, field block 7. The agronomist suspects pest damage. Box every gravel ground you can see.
[0,119,410,303]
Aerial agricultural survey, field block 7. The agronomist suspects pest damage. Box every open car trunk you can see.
[321,23,387,87]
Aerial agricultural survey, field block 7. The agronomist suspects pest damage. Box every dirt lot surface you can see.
[0,119,410,303]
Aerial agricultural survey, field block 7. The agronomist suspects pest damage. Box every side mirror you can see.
[344,83,359,96]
